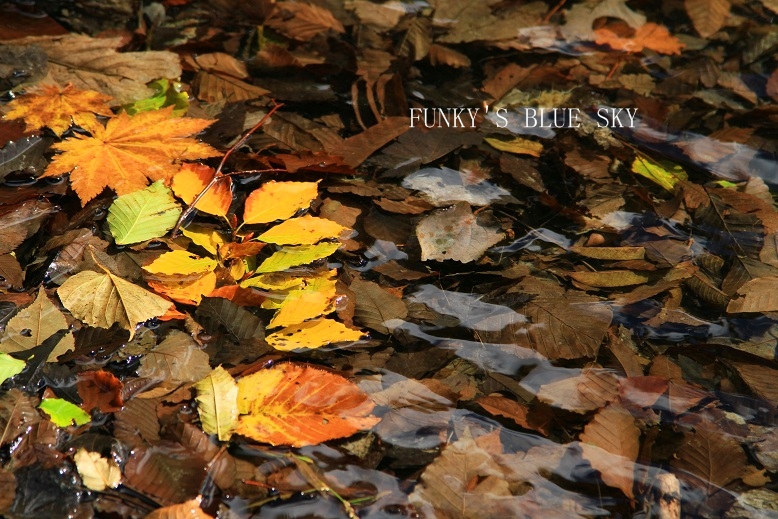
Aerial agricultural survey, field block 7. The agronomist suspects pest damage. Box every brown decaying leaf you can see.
[568,270,650,288]
[0,198,55,255]
[671,425,748,495]
[727,361,778,405]
[476,395,552,436]
[9,34,182,104]
[685,0,731,37]
[0,468,15,514]
[416,202,504,263]
[726,277,778,313]
[145,498,214,519]
[123,444,207,505]
[579,405,640,498]
[537,369,620,413]
[330,117,410,167]
[138,331,212,386]
[350,278,408,334]
[266,1,345,41]
[76,370,123,413]
[0,389,40,446]
[0,254,23,289]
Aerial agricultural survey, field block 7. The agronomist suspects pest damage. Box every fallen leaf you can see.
[42,107,219,205]
[350,278,408,334]
[73,448,121,491]
[485,136,544,157]
[122,78,189,116]
[107,181,182,245]
[143,250,218,276]
[594,22,684,55]
[685,0,730,38]
[568,270,651,287]
[194,366,239,441]
[257,215,348,245]
[3,83,112,136]
[536,369,620,413]
[266,318,364,350]
[0,286,74,362]
[138,331,212,385]
[569,246,646,260]
[39,398,91,427]
[172,163,233,218]
[147,271,217,306]
[0,354,25,385]
[0,198,56,255]
[236,363,379,446]
[195,297,265,342]
[579,405,640,498]
[671,425,747,496]
[9,34,183,104]
[268,273,338,328]
[242,181,320,225]
[145,498,214,519]
[631,156,688,191]
[76,370,123,413]
[186,52,270,104]
[254,242,341,273]
[727,277,778,313]
[476,395,552,436]
[402,167,515,207]
[57,249,173,339]
[266,2,346,41]
[416,202,504,263]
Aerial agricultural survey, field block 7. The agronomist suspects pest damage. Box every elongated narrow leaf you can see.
[257,215,348,245]
[106,180,181,245]
[194,366,239,441]
[236,363,379,447]
[266,318,364,350]
[243,181,320,225]
[39,398,91,427]
[255,242,341,273]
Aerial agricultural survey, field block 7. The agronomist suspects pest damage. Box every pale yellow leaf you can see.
[74,448,121,491]
[266,318,364,350]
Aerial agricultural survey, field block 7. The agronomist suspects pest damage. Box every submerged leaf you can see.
[236,363,379,447]
[416,202,504,263]
[631,157,687,191]
[107,181,182,245]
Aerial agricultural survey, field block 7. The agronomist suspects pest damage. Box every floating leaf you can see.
[138,331,212,385]
[416,202,504,263]
[485,136,544,157]
[254,242,341,273]
[42,107,219,205]
[266,318,364,350]
[123,78,189,116]
[143,250,218,276]
[194,366,239,442]
[257,215,348,245]
[196,297,265,342]
[57,250,172,340]
[242,181,320,225]
[147,271,218,306]
[3,83,112,136]
[631,157,687,191]
[172,164,233,218]
[74,448,121,491]
[106,181,182,245]
[0,286,74,362]
[236,363,379,447]
[145,498,214,519]
[39,398,91,427]
[0,355,24,385]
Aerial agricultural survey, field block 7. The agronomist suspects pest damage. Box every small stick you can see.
[171,101,284,237]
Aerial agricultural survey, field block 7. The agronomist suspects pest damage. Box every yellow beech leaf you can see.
[3,83,112,136]
[236,363,379,447]
[255,242,341,273]
[146,499,214,519]
[147,271,218,306]
[57,249,172,339]
[143,250,218,276]
[242,181,320,225]
[631,156,687,191]
[182,224,225,256]
[485,136,544,157]
[257,215,348,245]
[194,366,239,441]
[569,270,651,287]
[266,318,364,350]
[172,163,233,217]
[41,107,220,205]
[74,448,121,491]
[268,274,338,328]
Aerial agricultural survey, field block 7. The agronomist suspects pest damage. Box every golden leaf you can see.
[257,215,349,245]
[242,181,320,225]
[172,163,233,217]
[266,318,364,350]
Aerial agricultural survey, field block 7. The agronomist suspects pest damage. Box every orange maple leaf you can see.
[594,22,684,55]
[3,83,112,136]
[42,107,221,205]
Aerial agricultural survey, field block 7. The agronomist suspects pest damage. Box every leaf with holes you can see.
[236,363,379,447]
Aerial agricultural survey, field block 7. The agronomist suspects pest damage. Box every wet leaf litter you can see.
[0,0,777,518]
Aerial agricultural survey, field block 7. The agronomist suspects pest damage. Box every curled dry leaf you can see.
[236,363,379,447]
[73,448,121,491]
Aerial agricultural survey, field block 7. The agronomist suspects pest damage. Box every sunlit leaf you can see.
[57,249,172,340]
[242,181,320,225]
[266,318,364,350]
[0,286,74,362]
[146,499,214,519]
[143,250,218,276]
[254,242,341,273]
[74,448,121,491]
[485,136,544,157]
[3,83,112,136]
[194,366,239,442]
[181,224,226,256]
[106,180,182,245]
[236,363,379,447]
[594,22,684,55]
[39,398,91,427]
[42,107,220,205]
[257,215,348,245]
[122,78,189,116]
[0,354,25,385]
[631,157,687,191]
[147,271,218,306]
[172,163,233,218]
[268,271,338,328]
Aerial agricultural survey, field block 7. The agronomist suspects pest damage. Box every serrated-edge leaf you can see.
[39,398,91,427]
[194,366,239,441]
[266,318,364,350]
[255,242,341,273]
[107,180,182,245]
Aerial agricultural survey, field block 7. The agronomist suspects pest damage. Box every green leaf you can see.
[194,366,239,441]
[39,398,91,427]
[631,157,687,191]
[122,79,189,116]
[0,354,25,384]
[255,243,341,273]
[106,180,182,245]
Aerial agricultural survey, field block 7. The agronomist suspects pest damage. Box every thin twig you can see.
[171,101,284,237]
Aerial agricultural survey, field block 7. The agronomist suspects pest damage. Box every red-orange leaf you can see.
[41,107,220,205]
[236,363,379,447]
[172,163,233,217]
[3,83,112,136]
[594,23,684,55]
[76,370,123,413]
